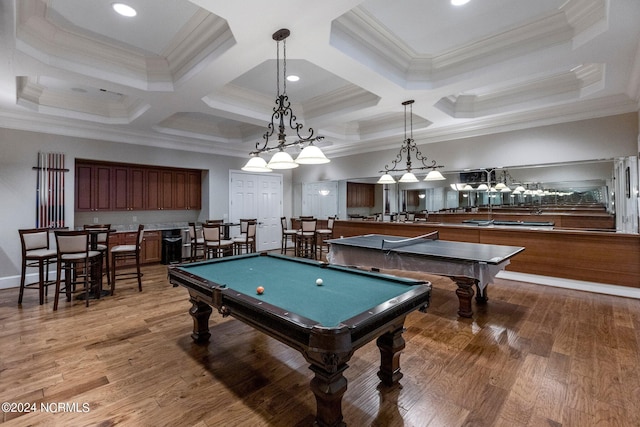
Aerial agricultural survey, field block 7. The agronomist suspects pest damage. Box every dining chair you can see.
[233,220,257,255]
[53,230,103,310]
[202,223,234,258]
[188,222,205,262]
[18,228,57,305]
[110,224,144,295]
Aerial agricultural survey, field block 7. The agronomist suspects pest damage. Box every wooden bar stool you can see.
[280,217,297,254]
[18,228,57,305]
[53,230,103,310]
[110,224,144,295]
[295,218,317,259]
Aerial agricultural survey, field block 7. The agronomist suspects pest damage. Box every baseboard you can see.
[496,271,640,299]
[0,272,58,291]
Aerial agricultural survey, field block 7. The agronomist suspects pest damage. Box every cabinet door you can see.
[94,165,112,210]
[187,171,202,209]
[75,164,93,211]
[141,231,161,263]
[112,166,129,211]
[129,168,145,210]
[146,169,161,210]
[161,170,173,209]
[75,163,111,211]
[173,171,187,210]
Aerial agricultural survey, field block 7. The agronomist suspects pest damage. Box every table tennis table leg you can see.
[475,284,488,304]
[451,276,476,318]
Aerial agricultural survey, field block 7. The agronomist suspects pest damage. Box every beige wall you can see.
[0,128,294,288]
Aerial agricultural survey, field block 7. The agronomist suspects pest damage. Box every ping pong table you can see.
[327,232,524,318]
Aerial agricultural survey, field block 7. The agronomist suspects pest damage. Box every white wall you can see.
[0,127,294,288]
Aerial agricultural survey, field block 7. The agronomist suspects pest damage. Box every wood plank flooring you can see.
[1,261,639,426]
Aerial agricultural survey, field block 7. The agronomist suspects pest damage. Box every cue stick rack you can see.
[33,151,68,228]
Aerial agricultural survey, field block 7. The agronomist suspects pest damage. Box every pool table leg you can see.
[309,364,348,427]
[376,325,406,386]
[188,296,212,343]
[452,276,476,318]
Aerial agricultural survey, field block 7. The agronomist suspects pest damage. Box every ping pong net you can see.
[381,231,439,250]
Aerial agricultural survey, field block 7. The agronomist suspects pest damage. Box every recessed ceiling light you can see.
[451,0,471,5]
[286,75,300,82]
[112,3,137,17]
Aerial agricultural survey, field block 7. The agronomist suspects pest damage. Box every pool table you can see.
[168,253,431,427]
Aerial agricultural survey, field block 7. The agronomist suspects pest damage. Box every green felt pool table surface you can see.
[173,254,426,327]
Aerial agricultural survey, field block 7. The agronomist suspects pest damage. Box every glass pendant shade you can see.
[424,169,445,181]
[295,144,330,164]
[377,173,396,184]
[399,172,418,183]
[495,182,506,190]
[267,151,298,169]
[241,155,272,172]
[515,186,526,192]
[476,183,489,190]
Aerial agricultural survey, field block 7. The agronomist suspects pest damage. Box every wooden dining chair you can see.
[188,222,205,262]
[233,220,257,255]
[202,223,234,258]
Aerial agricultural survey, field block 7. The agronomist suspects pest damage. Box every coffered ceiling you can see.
[1,0,639,159]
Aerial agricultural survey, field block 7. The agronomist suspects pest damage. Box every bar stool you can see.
[316,216,335,259]
[53,230,103,310]
[18,228,57,305]
[110,224,144,295]
[280,217,297,254]
[84,224,111,287]
[295,218,317,259]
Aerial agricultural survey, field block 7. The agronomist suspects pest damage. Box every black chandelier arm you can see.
[255,93,318,152]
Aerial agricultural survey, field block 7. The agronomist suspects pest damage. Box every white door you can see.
[230,171,282,251]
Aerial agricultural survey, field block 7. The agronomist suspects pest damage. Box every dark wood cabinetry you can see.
[75,163,112,211]
[346,182,376,207]
[75,160,201,212]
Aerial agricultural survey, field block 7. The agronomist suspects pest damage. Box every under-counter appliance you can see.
[161,228,182,264]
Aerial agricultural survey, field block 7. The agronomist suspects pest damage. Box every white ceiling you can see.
[1,0,639,160]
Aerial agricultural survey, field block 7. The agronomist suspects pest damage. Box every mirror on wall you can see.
[338,159,615,218]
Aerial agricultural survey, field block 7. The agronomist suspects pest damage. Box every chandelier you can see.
[242,29,329,172]
[377,100,445,184]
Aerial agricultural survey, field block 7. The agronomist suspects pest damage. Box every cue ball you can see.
[256,286,264,295]
[316,278,323,286]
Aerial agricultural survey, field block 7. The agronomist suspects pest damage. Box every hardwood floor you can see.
[1,261,639,426]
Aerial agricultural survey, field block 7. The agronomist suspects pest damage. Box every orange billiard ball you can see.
[256,286,264,295]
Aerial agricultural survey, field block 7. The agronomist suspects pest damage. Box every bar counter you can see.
[331,220,640,288]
